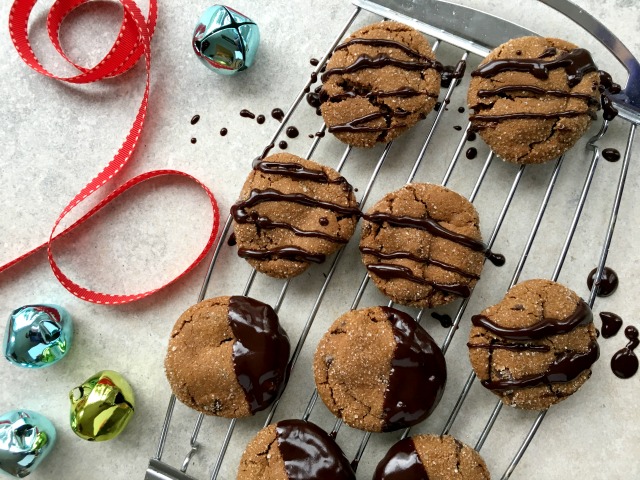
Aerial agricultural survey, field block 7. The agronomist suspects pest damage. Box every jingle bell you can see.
[0,410,56,478]
[192,5,260,74]
[3,305,73,369]
[69,370,135,442]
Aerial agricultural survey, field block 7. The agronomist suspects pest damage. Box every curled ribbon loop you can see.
[5,0,220,304]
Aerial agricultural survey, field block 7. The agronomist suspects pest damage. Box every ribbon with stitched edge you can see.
[4,0,220,304]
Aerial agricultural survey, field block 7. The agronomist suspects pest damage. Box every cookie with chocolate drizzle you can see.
[373,434,490,480]
[468,279,599,410]
[231,153,359,278]
[360,183,499,308]
[165,296,290,417]
[319,21,441,147]
[468,37,602,164]
[313,306,446,432]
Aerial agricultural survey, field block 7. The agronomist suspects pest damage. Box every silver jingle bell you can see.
[192,5,260,75]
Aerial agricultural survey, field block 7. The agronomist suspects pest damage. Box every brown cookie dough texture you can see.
[237,420,355,480]
[374,435,490,480]
[360,183,485,308]
[313,306,446,432]
[232,153,358,278]
[321,21,440,147]
[468,37,600,164]
[165,296,289,417]
[468,279,598,410]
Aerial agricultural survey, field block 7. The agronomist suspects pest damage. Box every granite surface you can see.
[1,0,639,479]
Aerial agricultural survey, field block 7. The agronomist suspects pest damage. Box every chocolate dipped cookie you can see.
[237,419,355,480]
[468,279,599,410]
[374,435,490,480]
[165,296,290,417]
[360,183,501,308]
[231,153,359,278]
[468,37,602,164]
[319,21,441,147]
[313,306,446,432]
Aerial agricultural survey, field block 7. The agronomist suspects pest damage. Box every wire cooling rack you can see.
[144,0,639,478]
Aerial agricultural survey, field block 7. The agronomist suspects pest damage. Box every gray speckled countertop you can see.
[1,0,639,479]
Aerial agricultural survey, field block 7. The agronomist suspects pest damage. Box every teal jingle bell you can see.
[3,305,73,369]
[192,5,260,75]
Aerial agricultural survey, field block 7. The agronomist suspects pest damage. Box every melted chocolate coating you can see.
[275,419,355,480]
[440,60,466,88]
[238,246,326,264]
[611,326,639,379]
[431,312,453,328]
[602,148,621,162]
[233,189,359,217]
[252,158,351,191]
[472,299,593,340]
[600,311,623,338]
[328,111,410,134]
[587,266,619,297]
[362,212,503,265]
[334,37,429,60]
[240,109,256,119]
[367,264,472,298]
[372,437,425,480]
[467,341,551,352]
[470,110,590,122]
[482,341,599,391]
[477,85,596,103]
[381,307,447,431]
[271,108,285,122]
[190,114,200,125]
[359,246,480,279]
[228,296,290,413]
[466,147,478,160]
[471,48,597,87]
[322,54,442,82]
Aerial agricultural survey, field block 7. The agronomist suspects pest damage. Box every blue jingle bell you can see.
[3,305,73,369]
[192,5,260,75]
[0,410,56,478]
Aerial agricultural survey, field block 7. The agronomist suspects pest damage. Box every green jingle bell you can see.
[192,5,260,75]
[69,370,135,442]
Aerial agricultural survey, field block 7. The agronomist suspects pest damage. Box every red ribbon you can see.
[4,0,220,304]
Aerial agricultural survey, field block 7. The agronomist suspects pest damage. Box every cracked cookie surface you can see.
[313,306,446,432]
[320,21,440,147]
[468,279,599,410]
[360,183,485,308]
[232,153,359,279]
[165,296,290,417]
[374,435,490,480]
[467,37,600,164]
[237,420,355,480]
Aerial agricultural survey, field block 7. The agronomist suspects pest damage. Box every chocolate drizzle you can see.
[468,341,551,352]
[600,312,623,338]
[431,312,453,328]
[362,212,504,266]
[271,108,285,122]
[360,247,480,279]
[470,110,590,122]
[328,111,410,134]
[381,307,447,431]
[477,85,597,103]
[227,296,290,413]
[322,54,442,82]
[275,419,356,480]
[466,147,478,160]
[611,326,639,379]
[587,266,619,297]
[334,38,430,60]
[472,48,598,87]
[252,158,351,191]
[472,299,593,340]
[602,148,621,162]
[240,109,255,119]
[372,437,426,480]
[190,114,200,125]
[482,341,599,391]
[238,247,326,264]
[234,189,359,217]
[367,264,472,298]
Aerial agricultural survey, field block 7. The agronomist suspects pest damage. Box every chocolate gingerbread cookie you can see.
[237,419,355,480]
[468,37,601,164]
[231,153,359,278]
[468,279,599,410]
[319,21,441,147]
[165,296,290,417]
[360,183,498,308]
[313,306,446,432]
[374,434,490,480]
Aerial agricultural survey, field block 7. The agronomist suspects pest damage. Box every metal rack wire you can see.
[145,1,639,479]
